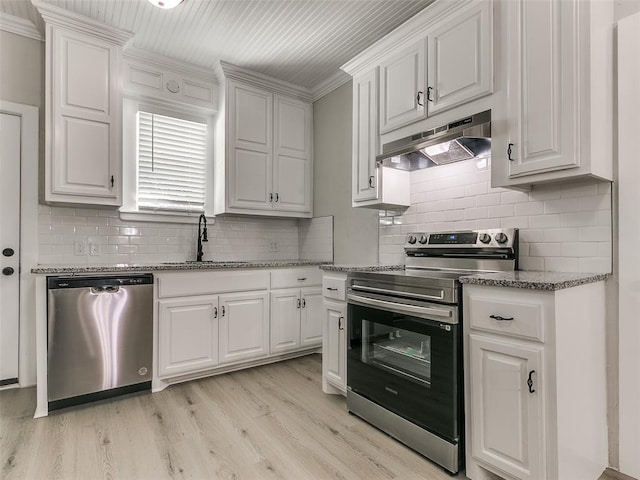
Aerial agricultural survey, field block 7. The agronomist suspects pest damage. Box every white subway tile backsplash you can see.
[37,206,313,266]
[379,160,612,273]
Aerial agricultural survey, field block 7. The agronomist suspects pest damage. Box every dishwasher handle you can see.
[90,285,120,294]
[48,274,154,289]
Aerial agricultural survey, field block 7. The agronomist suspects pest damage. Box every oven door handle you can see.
[347,293,457,324]
[351,283,445,301]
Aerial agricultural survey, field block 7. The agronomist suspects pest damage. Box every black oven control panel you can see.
[405,228,518,249]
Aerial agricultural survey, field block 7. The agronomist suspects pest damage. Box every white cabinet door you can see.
[219,291,269,364]
[352,68,379,203]
[273,95,312,213]
[426,0,493,116]
[323,301,346,391]
[501,0,578,178]
[157,296,219,378]
[270,289,301,354]
[47,27,122,205]
[300,287,323,348]
[469,334,544,480]
[227,81,273,211]
[379,40,426,133]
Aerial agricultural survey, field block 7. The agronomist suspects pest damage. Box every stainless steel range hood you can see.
[377,110,491,171]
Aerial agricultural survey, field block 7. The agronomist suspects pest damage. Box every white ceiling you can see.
[1,0,435,93]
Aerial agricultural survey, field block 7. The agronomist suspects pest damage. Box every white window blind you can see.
[137,111,207,212]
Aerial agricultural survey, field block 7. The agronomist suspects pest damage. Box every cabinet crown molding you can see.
[341,0,478,77]
[32,0,134,46]
[218,60,313,103]
[0,12,43,41]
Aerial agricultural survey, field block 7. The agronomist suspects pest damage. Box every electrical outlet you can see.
[74,240,85,255]
[269,241,279,252]
[89,243,99,256]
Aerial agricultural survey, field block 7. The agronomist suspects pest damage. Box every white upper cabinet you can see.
[215,62,313,218]
[426,0,493,116]
[35,1,133,206]
[379,40,426,134]
[372,0,493,135]
[492,0,613,187]
[352,68,380,204]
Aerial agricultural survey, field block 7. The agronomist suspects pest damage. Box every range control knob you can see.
[495,233,508,244]
[407,235,417,245]
[478,233,492,244]
[418,235,428,244]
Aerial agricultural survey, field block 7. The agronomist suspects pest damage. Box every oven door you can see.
[347,292,461,444]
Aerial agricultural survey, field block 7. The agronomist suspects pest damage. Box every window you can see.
[137,111,207,212]
[121,99,214,223]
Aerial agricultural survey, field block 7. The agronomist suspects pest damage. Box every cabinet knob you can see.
[2,248,14,257]
[2,267,14,276]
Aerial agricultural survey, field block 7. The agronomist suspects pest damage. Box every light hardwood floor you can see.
[2,354,460,480]
[0,354,617,480]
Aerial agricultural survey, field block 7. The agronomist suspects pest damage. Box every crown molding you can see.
[32,0,134,46]
[311,70,352,102]
[218,60,313,103]
[124,47,217,85]
[0,13,43,41]
[341,0,471,76]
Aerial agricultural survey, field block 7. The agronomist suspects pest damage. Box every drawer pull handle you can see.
[326,287,338,291]
[297,277,307,281]
[527,370,536,393]
[489,314,514,321]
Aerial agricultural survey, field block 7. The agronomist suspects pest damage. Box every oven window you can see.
[363,322,431,387]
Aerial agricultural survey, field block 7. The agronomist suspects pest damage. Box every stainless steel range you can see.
[346,228,518,474]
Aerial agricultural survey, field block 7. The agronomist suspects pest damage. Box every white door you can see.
[270,289,301,354]
[324,302,346,389]
[219,291,269,364]
[426,0,493,116]
[469,334,544,480]
[0,112,21,385]
[157,296,219,378]
[379,39,426,133]
[300,287,322,347]
[352,69,379,203]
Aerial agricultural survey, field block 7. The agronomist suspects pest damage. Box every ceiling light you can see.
[148,0,184,9]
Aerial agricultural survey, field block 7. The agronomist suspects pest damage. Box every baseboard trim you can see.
[604,468,639,480]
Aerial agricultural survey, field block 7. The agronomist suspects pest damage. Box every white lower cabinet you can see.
[469,334,544,480]
[323,300,346,393]
[219,291,269,365]
[158,295,219,378]
[464,282,608,480]
[155,268,321,387]
[270,287,322,354]
[321,271,348,395]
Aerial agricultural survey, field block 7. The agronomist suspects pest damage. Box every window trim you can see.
[121,96,215,224]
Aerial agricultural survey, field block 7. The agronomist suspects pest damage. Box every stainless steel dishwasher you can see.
[47,274,153,410]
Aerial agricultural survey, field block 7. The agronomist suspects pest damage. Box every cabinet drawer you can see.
[322,275,346,301]
[468,296,544,342]
[157,270,269,298]
[270,268,321,289]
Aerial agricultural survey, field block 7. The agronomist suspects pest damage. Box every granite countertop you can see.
[31,260,329,275]
[319,264,405,273]
[459,271,610,291]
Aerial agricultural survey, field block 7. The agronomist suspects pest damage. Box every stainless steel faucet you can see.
[196,214,208,262]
